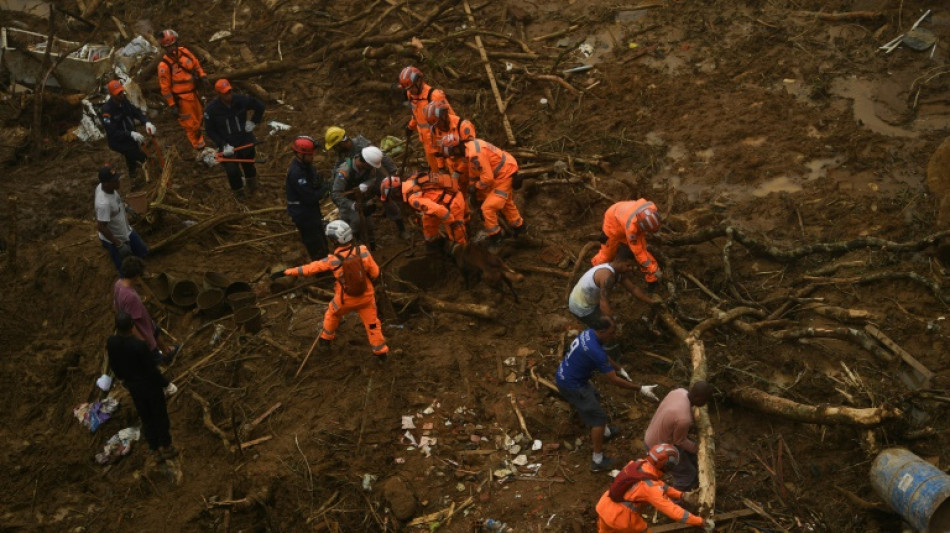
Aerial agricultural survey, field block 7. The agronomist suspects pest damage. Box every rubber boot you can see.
[233,187,246,200]
[246,177,259,194]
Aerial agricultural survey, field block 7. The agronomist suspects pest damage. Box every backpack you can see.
[334,247,368,296]
[608,460,656,502]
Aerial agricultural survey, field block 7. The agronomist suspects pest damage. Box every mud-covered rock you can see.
[380,476,417,521]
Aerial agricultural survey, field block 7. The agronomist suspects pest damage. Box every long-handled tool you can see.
[214,141,263,163]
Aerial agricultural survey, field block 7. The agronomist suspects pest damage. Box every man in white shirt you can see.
[96,165,147,272]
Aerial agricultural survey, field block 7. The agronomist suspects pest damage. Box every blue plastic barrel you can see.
[870,448,950,532]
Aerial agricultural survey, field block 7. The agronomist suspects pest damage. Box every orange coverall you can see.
[158,47,207,149]
[430,114,476,172]
[464,138,523,237]
[591,199,659,282]
[283,244,388,356]
[595,462,704,533]
[407,83,455,171]
[405,173,467,244]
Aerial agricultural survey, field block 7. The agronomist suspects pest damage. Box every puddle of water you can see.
[830,77,919,138]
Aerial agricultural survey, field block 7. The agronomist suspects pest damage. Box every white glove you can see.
[145,122,157,135]
[618,367,632,382]
[639,384,659,401]
[245,120,256,132]
[130,131,145,144]
[703,519,715,532]
[359,183,369,193]
[222,144,235,157]
[164,382,178,396]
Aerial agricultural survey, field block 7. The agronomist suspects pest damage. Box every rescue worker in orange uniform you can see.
[272,220,389,359]
[399,66,455,171]
[156,29,208,151]
[424,99,476,174]
[441,133,525,244]
[591,200,662,289]
[595,444,714,533]
[400,171,468,252]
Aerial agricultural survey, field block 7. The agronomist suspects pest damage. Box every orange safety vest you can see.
[157,47,206,106]
[464,138,518,191]
[406,83,455,138]
[431,114,476,152]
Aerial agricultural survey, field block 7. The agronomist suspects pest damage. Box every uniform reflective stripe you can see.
[330,300,340,311]
[472,140,481,153]
[440,211,451,220]
[624,201,656,232]
[493,189,509,199]
[321,327,335,336]
[679,512,691,523]
[297,266,304,276]
[416,124,431,130]
[360,251,370,258]
[492,154,507,175]
[485,225,500,234]
[371,342,387,351]
[621,502,638,512]
[329,259,342,267]
[286,201,301,205]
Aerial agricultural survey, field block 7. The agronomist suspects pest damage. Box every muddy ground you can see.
[2,0,950,531]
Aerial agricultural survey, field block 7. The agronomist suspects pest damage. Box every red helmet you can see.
[292,136,316,155]
[214,79,233,95]
[106,80,125,97]
[159,29,178,47]
[380,176,401,202]
[398,66,423,89]
[635,201,661,233]
[647,443,680,470]
[439,132,461,157]
[425,99,450,126]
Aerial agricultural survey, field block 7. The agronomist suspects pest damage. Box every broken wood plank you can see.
[509,394,532,441]
[864,324,934,385]
[242,402,282,436]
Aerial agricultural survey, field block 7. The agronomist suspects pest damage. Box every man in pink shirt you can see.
[643,381,712,491]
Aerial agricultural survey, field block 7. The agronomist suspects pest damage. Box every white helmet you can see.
[361,146,383,169]
[325,220,353,244]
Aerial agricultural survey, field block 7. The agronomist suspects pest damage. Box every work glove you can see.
[130,131,145,144]
[358,182,369,194]
[270,271,287,280]
[164,382,178,396]
[703,519,715,532]
[117,242,133,258]
[222,144,235,157]
[639,384,659,401]
[245,120,256,132]
[145,122,157,135]
[618,367,632,382]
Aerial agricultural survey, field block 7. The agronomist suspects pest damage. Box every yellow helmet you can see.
[325,126,346,151]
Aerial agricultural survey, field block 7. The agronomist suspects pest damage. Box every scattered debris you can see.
[73,397,118,432]
[94,426,140,464]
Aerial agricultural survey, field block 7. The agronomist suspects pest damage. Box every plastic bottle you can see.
[482,518,510,532]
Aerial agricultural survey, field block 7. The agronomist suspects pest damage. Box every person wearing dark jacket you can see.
[203,78,265,198]
[107,311,178,462]
[100,80,155,181]
[285,136,328,260]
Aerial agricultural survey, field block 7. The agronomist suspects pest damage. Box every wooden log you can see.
[462,0,516,145]
[530,366,561,395]
[729,387,902,427]
[213,230,297,252]
[407,496,473,526]
[150,206,284,254]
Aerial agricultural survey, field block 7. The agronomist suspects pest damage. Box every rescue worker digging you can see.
[399,65,455,171]
[441,133,526,245]
[272,221,389,359]
[595,444,714,532]
[204,78,265,198]
[331,147,388,250]
[156,29,208,151]
[325,126,409,239]
[592,199,662,292]
[399,171,468,252]
[285,136,329,260]
[100,80,156,184]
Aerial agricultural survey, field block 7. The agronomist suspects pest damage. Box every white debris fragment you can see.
[403,430,418,447]
[362,473,376,491]
[532,439,542,451]
[209,30,232,42]
[512,454,528,466]
[401,415,416,429]
[267,121,291,135]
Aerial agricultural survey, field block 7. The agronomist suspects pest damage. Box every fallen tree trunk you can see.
[150,206,284,254]
[729,387,902,427]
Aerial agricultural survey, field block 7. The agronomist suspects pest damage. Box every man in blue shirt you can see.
[556,319,658,472]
